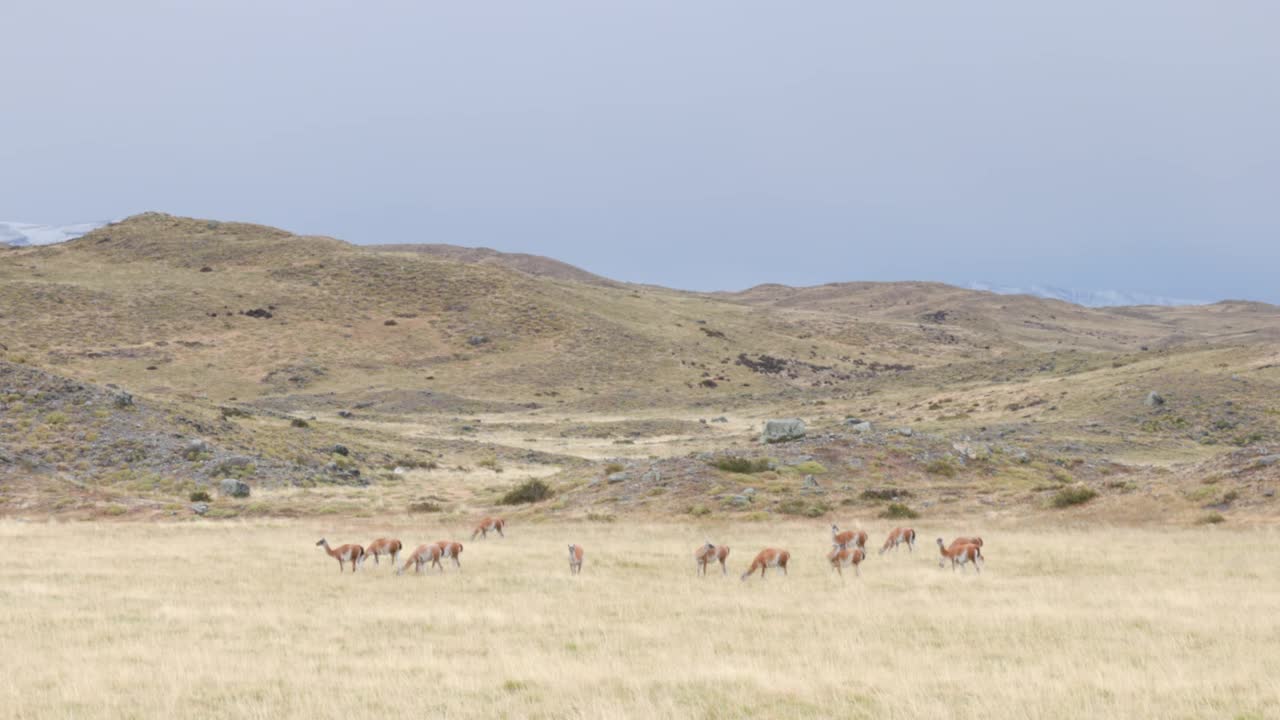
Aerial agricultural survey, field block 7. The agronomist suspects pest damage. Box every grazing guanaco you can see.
[398,544,444,575]
[831,524,868,551]
[879,527,916,555]
[937,538,982,573]
[363,538,402,568]
[740,548,790,581]
[944,537,984,567]
[827,544,866,578]
[694,542,730,576]
[435,540,464,569]
[568,544,584,575]
[315,539,364,573]
[471,517,506,540]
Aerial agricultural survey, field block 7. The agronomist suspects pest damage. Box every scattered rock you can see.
[112,390,133,408]
[1255,455,1280,467]
[1145,391,1165,407]
[467,335,490,347]
[337,410,354,418]
[762,418,806,443]
[743,487,757,496]
[210,456,254,477]
[897,427,914,437]
[803,475,820,489]
[219,478,250,498]
[190,502,209,515]
[730,494,752,506]
[243,308,273,319]
[199,266,213,272]
[1264,488,1275,498]
[607,472,629,484]
[710,416,729,423]
[393,466,407,475]
[331,444,350,456]
[849,421,873,433]
[384,319,398,326]
[182,439,211,459]
[641,469,662,484]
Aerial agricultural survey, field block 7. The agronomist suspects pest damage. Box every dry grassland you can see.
[2,520,1277,719]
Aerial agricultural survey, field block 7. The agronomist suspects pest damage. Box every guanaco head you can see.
[704,542,716,551]
[315,538,327,548]
[936,538,946,547]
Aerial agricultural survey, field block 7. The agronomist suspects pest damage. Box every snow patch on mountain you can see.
[967,281,1208,308]
[0,220,109,247]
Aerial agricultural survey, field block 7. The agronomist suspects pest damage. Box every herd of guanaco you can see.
[318,517,985,579]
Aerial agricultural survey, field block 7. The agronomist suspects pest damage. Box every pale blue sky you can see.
[4,1,1278,301]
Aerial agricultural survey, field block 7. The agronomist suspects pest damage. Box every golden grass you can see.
[1,520,1277,719]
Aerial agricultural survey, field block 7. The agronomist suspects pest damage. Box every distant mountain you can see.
[0,220,110,247]
[365,243,619,287]
[967,281,1208,308]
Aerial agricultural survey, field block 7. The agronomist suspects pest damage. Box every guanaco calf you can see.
[831,524,868,551]
[568,544,584,575]
[435,540,464,569]
[398,544,444,575]
[694,543,730,576]
[363,538,402,568]
[937,538,982,573]
[740,548,790,580]
[471,517,506,540]
[827,544,866,578]
[316,539,364,573]
[880,527,916,555]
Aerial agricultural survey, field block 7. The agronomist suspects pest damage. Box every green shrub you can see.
[290,418,310,428]
[407,500,442,513]
[791,460,827,475]
[1051,486,1098,508]
[861,488,910,501]
[713,457,772,474]
[604,462,625,475]
[478,457,503,472]
[925,459,957,477]
[1198,512,1226,525]
[879,503,919,519]
[189,490,212,503]
[687,505,712,517]
[500,479,552,505]
[779,499,830,518]
[45,411,69,426]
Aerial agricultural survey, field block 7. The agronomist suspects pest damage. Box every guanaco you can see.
[568,544,584,575]
[398,544,444,575]
[944,537,984,567]
[435,540,464,569]
[937,538,982,573]
[471,517,506,540]
[363,538,402,568]
[880,527,916,555]
[831,524,868,551]
[827,544,866,578]
[740,548,790,580]
[316,539,364,573]
[694,542,730,576]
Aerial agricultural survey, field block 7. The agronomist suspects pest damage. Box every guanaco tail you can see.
[435,540,464,569]
[831,524,868,551]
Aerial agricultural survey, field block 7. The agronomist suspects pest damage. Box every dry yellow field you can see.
[1,519,1278,719]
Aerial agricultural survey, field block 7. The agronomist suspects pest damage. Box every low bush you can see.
[879,503,919,519]
[1198,512,1226,524]
[861,488,911,501]
[500,479,552,505]
[189,490,212,503]
[925,459,957,477]
[713,457,772,474]
[1051,486,1098,508]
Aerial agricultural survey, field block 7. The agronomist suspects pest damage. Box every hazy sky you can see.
[4,1,1278,301]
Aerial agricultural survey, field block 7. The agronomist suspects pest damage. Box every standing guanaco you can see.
[740,548,790,580]
[937,538,982,573]
[827,544,866,578]
[398,544,444,575]
[363,538,402,569]
[831,524,868,551]
[316,539,364,573]
[568,544,584,575]
[435,540,464,569]
[471,517,506,540]
[880,527,916,555]
[694,542,730,576]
